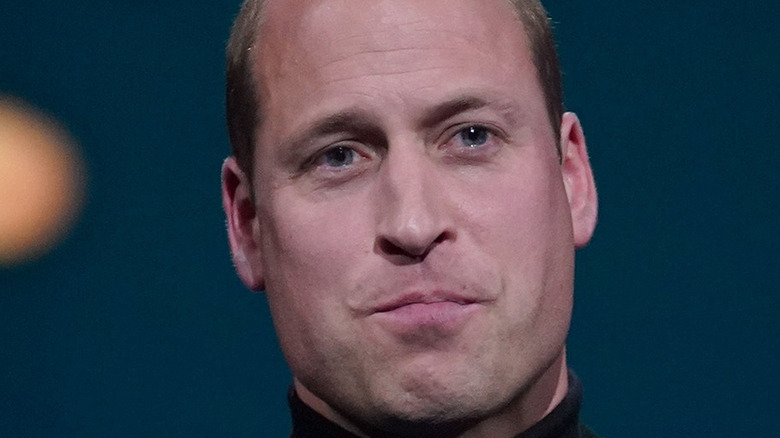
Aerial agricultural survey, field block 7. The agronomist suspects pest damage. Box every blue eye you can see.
[321,146,356,168]
[458,126,490,148]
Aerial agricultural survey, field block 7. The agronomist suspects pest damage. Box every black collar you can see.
[289,371,591,438]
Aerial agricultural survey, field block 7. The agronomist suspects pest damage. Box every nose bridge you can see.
[375,141,449,257]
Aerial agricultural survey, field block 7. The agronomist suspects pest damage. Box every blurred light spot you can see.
[0,96,86,266]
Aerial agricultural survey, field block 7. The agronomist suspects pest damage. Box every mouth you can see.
[369,292,483,339]
[373,293,478,314]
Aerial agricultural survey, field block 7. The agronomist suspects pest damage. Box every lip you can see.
[369,292,483,339]
[372,291,479,314]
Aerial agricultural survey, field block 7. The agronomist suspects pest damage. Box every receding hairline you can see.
[225,0,564,179]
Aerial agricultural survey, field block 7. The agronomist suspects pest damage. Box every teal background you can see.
[2,1,778,436]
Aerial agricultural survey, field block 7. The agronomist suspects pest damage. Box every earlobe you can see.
[221,157,265,291]
[559,112,598,248]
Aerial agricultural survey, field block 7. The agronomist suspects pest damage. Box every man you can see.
[221,0,599,436]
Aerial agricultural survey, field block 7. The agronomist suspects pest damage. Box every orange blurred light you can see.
[0,96,85,266]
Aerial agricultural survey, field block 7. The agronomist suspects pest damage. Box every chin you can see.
[359,376,502,437]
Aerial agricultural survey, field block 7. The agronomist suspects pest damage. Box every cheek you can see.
[457,158,574,315]
[260,205,359,376]
[463,158,569,253]
[260,189,374,342]
[266,191,370,283]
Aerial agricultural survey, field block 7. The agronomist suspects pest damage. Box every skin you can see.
[222,0,598,436]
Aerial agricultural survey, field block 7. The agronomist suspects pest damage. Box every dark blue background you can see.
[2,1,778,436]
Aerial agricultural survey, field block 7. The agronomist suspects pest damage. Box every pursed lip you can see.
[371,291,481,314]
[366,291,487,340]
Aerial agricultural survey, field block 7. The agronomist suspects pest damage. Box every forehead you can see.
[253,0,542,144]
[258,0,528,73]
[260,0,522,46]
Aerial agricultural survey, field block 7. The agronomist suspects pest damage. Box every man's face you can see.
[223,0,596,432]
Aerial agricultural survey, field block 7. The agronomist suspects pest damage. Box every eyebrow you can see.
[305,110,380,139]
[284,109,383,150]
[418,95,491,129]
[278,109,384,167]
[291,95,495,145]
[280,94,517,165]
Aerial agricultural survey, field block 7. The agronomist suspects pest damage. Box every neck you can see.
[459,350,569,438]
[294,350,570,438]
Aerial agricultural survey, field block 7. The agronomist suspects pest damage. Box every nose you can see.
[374,146,455,263]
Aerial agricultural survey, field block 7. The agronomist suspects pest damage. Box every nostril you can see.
[433,232,448,244]
[377,237,408,258]
[376,231,452,265]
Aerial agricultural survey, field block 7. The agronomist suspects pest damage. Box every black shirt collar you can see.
[289,371,587,438]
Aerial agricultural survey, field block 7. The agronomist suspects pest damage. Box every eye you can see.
[318,146,357,168]
[457,126,491,148]
[441,123,504,163]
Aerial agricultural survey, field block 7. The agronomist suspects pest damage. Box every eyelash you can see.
[301,123,504,174]
[302,142,368,173]
[443,124,503,156]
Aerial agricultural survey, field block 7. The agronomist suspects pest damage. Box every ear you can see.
[559,112,598,248]
[221,157,265,291]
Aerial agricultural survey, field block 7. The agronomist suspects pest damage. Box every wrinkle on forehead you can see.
[261,0,526,75]
[254,0,544,154]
